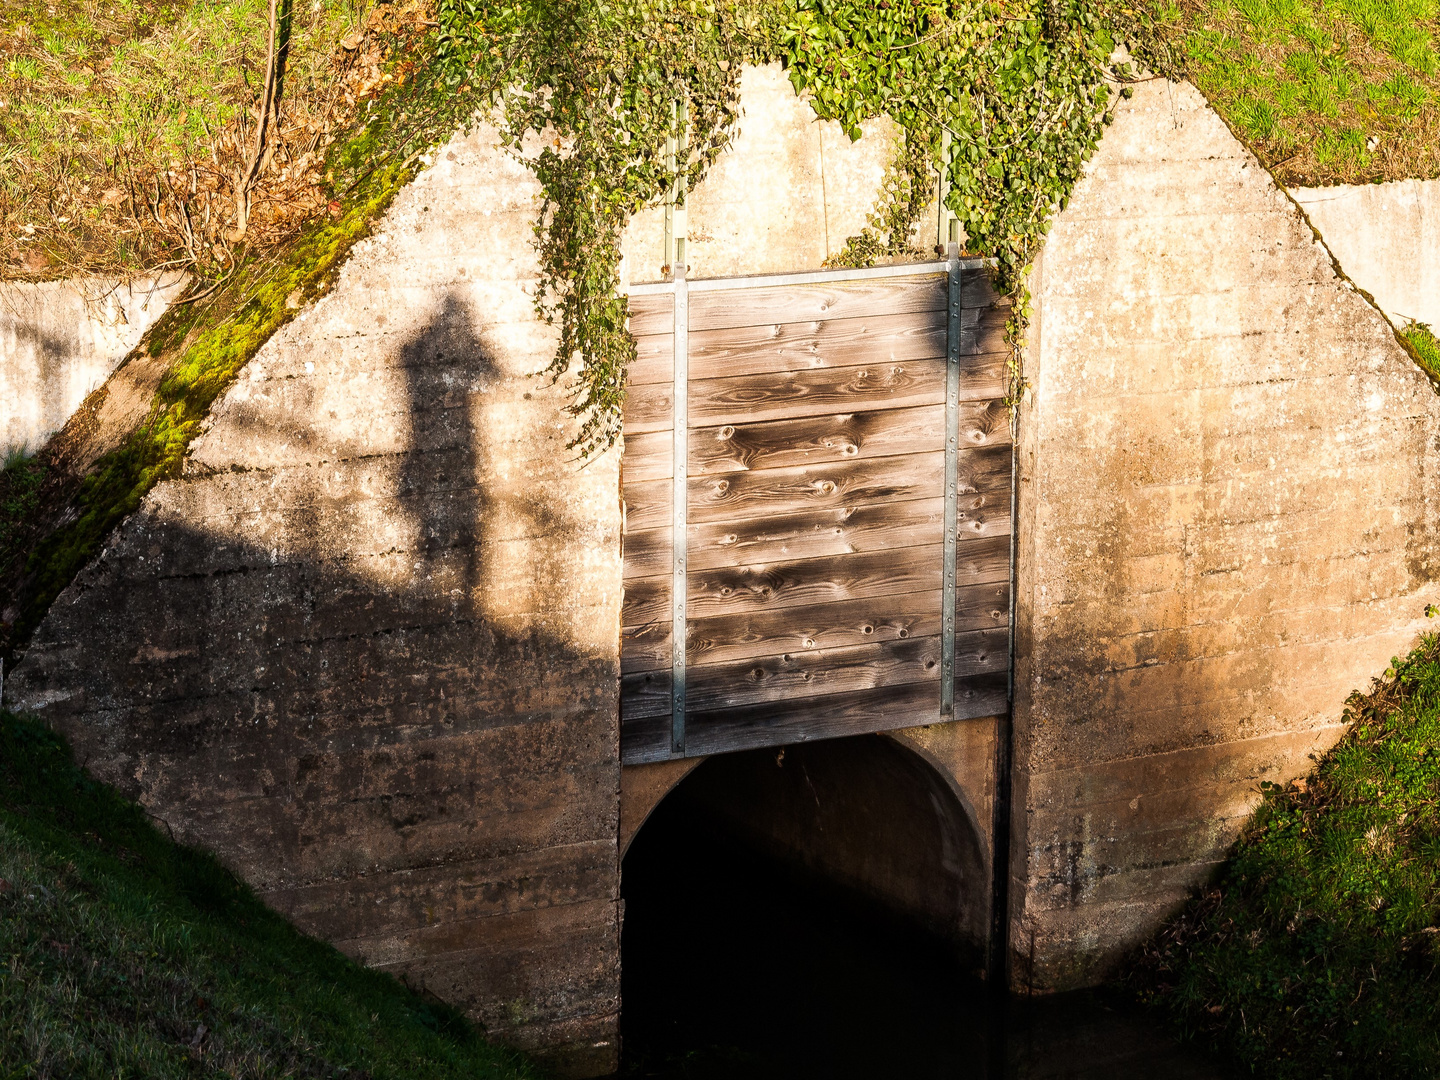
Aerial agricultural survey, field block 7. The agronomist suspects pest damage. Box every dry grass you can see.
[0,0,436,282]
[1153,0,1440,185]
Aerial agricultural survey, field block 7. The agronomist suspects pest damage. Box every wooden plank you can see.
[686,536,1011,620]
[622,575,669,630]
[627,310,947,386]
[688,275,946,332]
[625,400,1009,482]
[960,267,1003,310]
[691,404,940,475]
[624,497,945,580]
[959,305,1009,356]
[622,476,671,535]
[626,292,675,336]
[690,449,943,525]
[624,440,1008,538]
[955,481,1014,543]
[686,357,947,428]
[692,399,1010,475]
[627,333,675,386]
[622,618,674,674]
[620,671,1010,764]
[622,634,944,719]
[624,381,675,434]
[621,583,1009,671]
[621,429,672,484]
[623,352,1009,432]
[686,669,1010,758]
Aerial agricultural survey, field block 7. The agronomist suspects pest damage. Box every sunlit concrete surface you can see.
[0,273,188,458]
[1015,78,1440,991]
[621,62,914,282]
[1293,179,1440,331]
[6,125,624,1078]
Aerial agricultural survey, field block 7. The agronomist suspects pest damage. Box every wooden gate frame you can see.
[625,251,1011,761]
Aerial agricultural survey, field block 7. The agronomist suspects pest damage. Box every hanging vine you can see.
[438,0,1172,455]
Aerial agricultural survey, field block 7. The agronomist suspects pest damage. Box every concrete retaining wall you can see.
[0,274,188,458]
[1294,179,1440,331]
[4,66,1001,1077]
[1014,78,1440,989]
[6,127,626,1075]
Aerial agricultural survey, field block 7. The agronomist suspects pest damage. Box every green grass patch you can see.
[0,0,364,275]
[1400,321,1440,382]
[0,709,535,1078]
[1132,631,1440,1077]
[1155,0,1440,184]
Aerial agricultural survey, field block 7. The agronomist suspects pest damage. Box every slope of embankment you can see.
[1131,632,1440,1078]
[0,710,535,1079]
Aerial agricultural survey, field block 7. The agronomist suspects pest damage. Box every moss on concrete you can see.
[0,50,487,664]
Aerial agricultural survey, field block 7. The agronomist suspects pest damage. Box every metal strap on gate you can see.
[940,244,962,716]
[671,263,688,755]
[665,100,690,757]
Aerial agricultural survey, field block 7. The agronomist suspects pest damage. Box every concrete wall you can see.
[1014,78,1440,990]
[5,66,997,1075]
[0,274,188,458]
[621,62,912,282]
[6,125,625,1076]
[1294,179,1440,331]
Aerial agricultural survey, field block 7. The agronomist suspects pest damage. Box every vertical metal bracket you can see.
[663,98,689,275]
[941,246,962,716]
[663,94,691,756]
[937,124,957,253]
[671,262,689,756]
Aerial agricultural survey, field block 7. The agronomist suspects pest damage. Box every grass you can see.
[1131,630,1440,1078]
[0,8,489,663]
[0,0,383,278]
[0,709,537,1078]
[1151,0,1440,184]
[1400,321,1440,383]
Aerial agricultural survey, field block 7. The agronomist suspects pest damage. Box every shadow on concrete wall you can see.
[7,288,621,1073]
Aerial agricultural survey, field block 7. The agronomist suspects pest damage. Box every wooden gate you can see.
[620,258,1012,764]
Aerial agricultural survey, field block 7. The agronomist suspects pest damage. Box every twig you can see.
[234,0,282,238]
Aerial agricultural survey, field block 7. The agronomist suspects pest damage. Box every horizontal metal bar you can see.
[626,257,991,295]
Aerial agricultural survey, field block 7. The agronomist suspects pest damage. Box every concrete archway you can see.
[619,734,992,1075]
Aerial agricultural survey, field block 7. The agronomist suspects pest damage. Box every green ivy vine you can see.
[438,0,1171,454]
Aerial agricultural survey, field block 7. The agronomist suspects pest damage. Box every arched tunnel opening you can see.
[619,734,994,1078]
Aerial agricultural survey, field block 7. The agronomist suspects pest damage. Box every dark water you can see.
[619,792,1229,1080]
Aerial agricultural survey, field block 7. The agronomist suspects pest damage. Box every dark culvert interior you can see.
[618,735,994,1079]
[617,734,1235,1080]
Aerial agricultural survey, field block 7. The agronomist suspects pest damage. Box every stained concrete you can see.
[0,274,188,458]
[621,62,909,282]
[6,125,624,1076]
[12,54,1417,1061]
[1014,78,1440,990]
[1294,179,1440,331]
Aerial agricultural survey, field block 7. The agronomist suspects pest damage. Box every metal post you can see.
[664,94,691,756]
[937,125,955,253]
[670,269,689,756]
[663,98,689,275]
[941,244,961,716]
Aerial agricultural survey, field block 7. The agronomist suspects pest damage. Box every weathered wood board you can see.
[621,267,1012,763]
